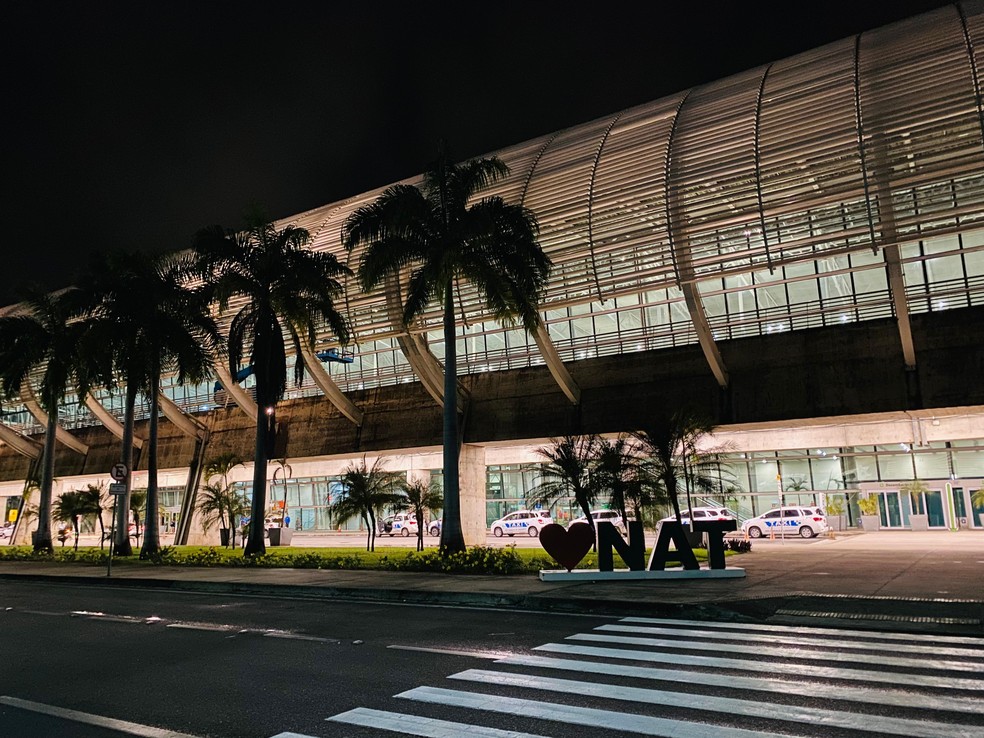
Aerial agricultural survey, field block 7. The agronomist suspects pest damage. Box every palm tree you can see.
[53,490,88,551]
[0,286,105,552]
[328,458,403,552]
[82,249,219,559]
[395,479,444,552]
[196,482,234,545]
[202,453,246,547]
[194,211,351,556]
[78,483,109,548]
[593,434,659,529]
[528,435,601,539]
[632,410,720,525]
[343,148,549,554]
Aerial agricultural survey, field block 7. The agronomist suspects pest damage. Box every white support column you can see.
[157,392,208,440]
[458,443,488,546]
[213,364,258,420]
[532,324,581,405]
[19,379,88,455]
[682,283,730,389]
[300,345,364,426]
[0,422,42,459]
[84,394,143,449]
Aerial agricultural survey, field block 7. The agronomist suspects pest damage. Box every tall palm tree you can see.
[0,287,105,552]
[53,490,88,551]
[528,435,601,538]
[632,410,720,525]
[395,479,444,552]
[343,148,549,553]
[194,212,351,556]
[328,458,403,552]
[83,249,219,559]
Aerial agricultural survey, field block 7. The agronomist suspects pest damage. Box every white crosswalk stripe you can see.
[323,617,984,737]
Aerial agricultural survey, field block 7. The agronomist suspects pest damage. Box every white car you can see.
[379,513,420,537]
[741,507,828,539]
[569,509,626,534]
[490,510,552,538]
[657,506,735,527]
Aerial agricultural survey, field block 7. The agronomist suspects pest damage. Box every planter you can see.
[219,528,230,547]
[978,513,984,529]
[908,514,929,531]
[827,516,844,532]
[860,515,881,531]
[267,527,293,546]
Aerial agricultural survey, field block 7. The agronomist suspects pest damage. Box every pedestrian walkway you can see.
[1,531,981,635]
[315,616,984,737]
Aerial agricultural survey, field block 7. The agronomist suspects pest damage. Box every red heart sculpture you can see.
[539,522,594,572]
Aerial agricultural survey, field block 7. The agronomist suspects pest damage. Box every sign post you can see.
[107,464,129,577]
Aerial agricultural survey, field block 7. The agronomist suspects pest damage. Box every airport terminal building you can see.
[1,3,982,542]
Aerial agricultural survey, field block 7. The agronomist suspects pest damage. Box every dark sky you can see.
[0,0,956,307]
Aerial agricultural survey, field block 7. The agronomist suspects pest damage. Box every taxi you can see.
[490,509,552,538]
[741,506,828,539]
[381,513,419,537]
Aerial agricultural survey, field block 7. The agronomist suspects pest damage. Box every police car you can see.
[490,509,552,538]
[741,506,829,539]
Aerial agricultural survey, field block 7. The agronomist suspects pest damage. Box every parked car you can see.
[657,506,736,528]
[428,519,442,537]
[378,513,419,537]
[490,509,552,538]
[741,507,829,539]
[569,509,626,535]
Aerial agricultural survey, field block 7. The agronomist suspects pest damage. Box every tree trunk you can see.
[34,394,57,553]
[439,282,466,554]
[140,377,161,558]
[72,517,80,551]
[114,381,137,556]
[244,402,269,556]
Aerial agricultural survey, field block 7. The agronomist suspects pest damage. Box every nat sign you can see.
[539,519,738,572]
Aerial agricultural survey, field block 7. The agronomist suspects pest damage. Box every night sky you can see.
[0,1,956,307]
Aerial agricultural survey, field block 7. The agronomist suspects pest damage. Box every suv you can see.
[490,510,552,538]
[569,509,626,535]
[741,507,828,539]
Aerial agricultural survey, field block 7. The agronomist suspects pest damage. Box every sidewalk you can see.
[1,532,982,635]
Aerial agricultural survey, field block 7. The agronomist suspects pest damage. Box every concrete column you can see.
[458,443,487,546]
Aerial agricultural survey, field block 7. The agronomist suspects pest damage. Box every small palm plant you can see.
[201,453,245,547]
[78,483,109,548]
[328,459,403,552]
[53,491,88,551]
[395,479,444,552]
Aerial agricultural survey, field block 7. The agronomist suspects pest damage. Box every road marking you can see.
[0,696,201,738]
[397,686,798,738]
[328,706,549,737]
[569,632,982,672]
[388,644,510,659]
[450,669,981,738]
[620,616,984,646]
[536,643,984,691]
[597,623,984,658]
[496,654,984,715]
[262,632,339,643]
[165,623,235,632]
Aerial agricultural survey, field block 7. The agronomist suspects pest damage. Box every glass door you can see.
[877,492,904,528]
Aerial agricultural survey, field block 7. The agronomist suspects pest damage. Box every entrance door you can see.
[877,492,904,528]
[972,489,984,529]
[924,489,947,528]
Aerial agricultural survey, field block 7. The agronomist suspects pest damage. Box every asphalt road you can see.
[2,580,982,738]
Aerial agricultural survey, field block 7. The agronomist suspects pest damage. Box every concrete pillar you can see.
[458,443,487,546]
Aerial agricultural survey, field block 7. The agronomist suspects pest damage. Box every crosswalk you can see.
[315,616,984,737]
